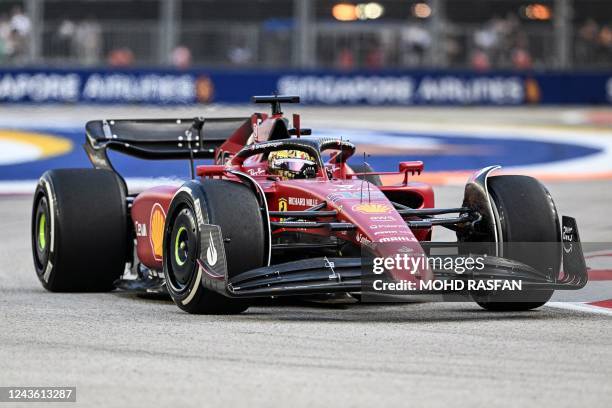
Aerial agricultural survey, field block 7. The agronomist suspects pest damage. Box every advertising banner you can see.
[0,68,610,105]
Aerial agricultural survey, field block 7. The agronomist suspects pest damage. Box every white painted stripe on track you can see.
[546,302,612,316]
[0,177,184,195]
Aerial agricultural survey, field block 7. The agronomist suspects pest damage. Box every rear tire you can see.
[163,180,266,314]
[31,169,127,292]
[472,175,560,311]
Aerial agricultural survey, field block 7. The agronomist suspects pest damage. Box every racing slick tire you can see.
[31,169,128,292]
[163,180,266,314]
[472,175,560,311]
[351,163,382,186]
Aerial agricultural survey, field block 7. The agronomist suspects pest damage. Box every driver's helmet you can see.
[268,150,317,180]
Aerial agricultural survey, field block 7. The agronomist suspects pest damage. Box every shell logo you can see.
[0,130,72,165]
[149,203,166,261]
[352,203,391,214]
[195,75,214,103]
[525,77,541,104]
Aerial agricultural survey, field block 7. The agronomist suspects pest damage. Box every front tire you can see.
[31,169,128,292]
[163,180,266,314]
[472,175,560,311]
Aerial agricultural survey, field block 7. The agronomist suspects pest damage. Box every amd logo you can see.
[135,222,147,237]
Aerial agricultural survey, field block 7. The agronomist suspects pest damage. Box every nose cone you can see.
[277,179,433,282]
[324,181,433,282]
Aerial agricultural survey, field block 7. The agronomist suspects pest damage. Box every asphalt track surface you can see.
[1,107,611,407]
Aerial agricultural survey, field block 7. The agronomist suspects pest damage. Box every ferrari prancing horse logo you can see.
[277,198,288,221]
[278,198,288,211]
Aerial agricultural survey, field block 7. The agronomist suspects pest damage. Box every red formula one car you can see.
[31,96,587,314]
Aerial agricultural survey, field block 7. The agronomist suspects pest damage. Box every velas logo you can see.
[0,130,72,165]
[352,203,391,214]
[149,203,166,261]
[206,231,218,266]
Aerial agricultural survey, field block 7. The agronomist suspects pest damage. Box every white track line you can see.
[546,302,612,316]
[0,177,184,195]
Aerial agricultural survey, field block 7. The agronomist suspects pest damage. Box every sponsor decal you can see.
[149,203,166,261]
[278,74,524,105]
[0,71,199,104]
[82,73,194,103]
[324,257,338,281]
[326,192,342,204]
[278,221,318,226]
[563,225,574,254]
[373,230,400,235]
[0,69,610,106]
[369,215,398,222]
[334,184,361,191]
[356,233,371,244]
[135,221,147,237]
[43,261,53,283]
[369,224,406,230]
[278,75,414,104]
[352,203,391,214]
[327,191,385,202]
[288,197,319,206]
[195,75,214,103]
[194,198,205,225]
[278,198,288,211]
[415,76,523,105]
[562,225,574,242]
[206,231,218,266]
[247,168,266,176]
[253,141,284,150]
[524,77,541,104]
[0,73,80,102]
[378,236,418,243]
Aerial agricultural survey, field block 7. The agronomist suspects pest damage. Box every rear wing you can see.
[84,117,249,172]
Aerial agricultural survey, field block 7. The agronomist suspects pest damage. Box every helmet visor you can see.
[271,158,316,174]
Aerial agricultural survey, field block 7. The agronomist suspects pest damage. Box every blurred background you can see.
[0,0,611,193]
[0,0,610,105]
[0,0,610,71]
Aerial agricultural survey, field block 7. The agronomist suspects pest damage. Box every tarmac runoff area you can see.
[0,106,611,407]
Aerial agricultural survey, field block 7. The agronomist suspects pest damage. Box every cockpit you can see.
[230,137,356,181]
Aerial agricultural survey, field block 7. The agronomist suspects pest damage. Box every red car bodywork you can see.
[131,110,435,282]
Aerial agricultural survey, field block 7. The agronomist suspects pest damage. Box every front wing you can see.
[196,217,587,299]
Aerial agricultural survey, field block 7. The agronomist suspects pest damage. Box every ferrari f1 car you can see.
[31,96,587,314]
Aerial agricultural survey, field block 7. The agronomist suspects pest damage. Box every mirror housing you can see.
[399,161,424,184]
